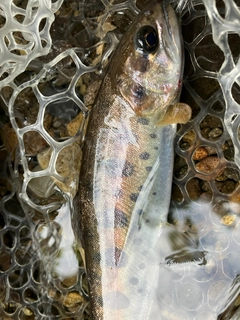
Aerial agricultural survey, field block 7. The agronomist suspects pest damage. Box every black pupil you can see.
[146,32,156,46]
[136,26,158,53]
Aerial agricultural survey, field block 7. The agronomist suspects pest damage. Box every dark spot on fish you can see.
[137,118,149,125]
[139,263,145,269]
[130,193,139,202]
[137,209,143,215]
[114,208,128,228]
[146,166,152,172]
[105,247,128,268]
[130,277,139,285]
[138,185,143,191]
[152,192,157,196]
[145,219,150,223]
[133,83,145,100]
[122,161,134,177]
[139,152,150,160]
[154,146,159,150]
[150,133,157,138]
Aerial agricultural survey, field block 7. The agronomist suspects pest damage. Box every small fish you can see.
[76,1,191,319]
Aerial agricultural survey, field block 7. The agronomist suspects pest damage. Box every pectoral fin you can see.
[158,103,192,126]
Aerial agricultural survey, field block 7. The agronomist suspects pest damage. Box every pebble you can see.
[23,131,48,155]
[195,156,219,174]
[172,183,183,202]
[215,180,237,194]
[66,112,84,136]
[216,167,239,182]
[192,146,208,161]
[208,127,223,139]
[63,291,84,309]
[2,123,18,156]
[220,214,236,226]
[179,130,196,150]
[186,178,202,200]
[38,142,82,197]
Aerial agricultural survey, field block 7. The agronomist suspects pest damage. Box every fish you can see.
[76,0,192,319]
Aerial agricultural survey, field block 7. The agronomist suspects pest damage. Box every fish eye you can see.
[135,26,159,54]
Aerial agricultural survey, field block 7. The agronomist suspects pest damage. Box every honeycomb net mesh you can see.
[1,0,240,319]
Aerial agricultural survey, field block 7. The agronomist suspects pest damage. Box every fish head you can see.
[110,0,184,120]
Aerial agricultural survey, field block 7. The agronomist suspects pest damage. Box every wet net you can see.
[1,0,240,319]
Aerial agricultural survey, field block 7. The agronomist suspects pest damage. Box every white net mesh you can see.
[1,0,240,318]
[0,0,64,87]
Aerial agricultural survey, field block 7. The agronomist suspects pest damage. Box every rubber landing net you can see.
[0,0,240,319]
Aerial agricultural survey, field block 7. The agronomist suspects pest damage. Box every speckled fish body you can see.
[78,1,191,319]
